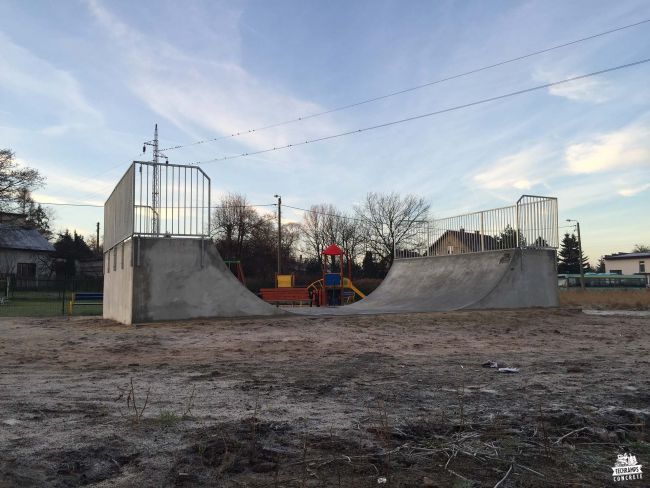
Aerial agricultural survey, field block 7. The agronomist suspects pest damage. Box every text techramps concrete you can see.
[293,248,559,316]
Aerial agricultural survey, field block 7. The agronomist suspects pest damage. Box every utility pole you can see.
[274,194,281,276]
[96,222,100,253]
[566,219,585,289]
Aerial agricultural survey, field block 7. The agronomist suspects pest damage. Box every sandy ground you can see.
[0,308,648,487]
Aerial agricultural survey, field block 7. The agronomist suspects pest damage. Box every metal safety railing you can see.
[395,195,558,259]
[104,162,211,251]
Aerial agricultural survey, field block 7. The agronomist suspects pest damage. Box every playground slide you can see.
[343,278,366,299]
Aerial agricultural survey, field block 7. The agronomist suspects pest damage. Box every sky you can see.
[1,0,649,262]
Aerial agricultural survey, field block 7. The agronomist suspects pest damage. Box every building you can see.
[0,220,55,280]
[604,252,650,285]
[429,229,499,256]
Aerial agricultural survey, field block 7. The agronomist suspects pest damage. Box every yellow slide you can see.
[343,278,366,299]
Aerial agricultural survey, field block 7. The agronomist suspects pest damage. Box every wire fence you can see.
[0,277,103,317]
[395,195,558,259]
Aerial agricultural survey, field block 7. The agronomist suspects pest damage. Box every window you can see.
[640,261,646,273]
[610,269,622,275]
[16,263,36,279]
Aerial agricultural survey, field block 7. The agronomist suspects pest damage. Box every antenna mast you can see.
[143,124,167,235]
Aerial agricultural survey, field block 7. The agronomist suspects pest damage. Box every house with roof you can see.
[604,252,650,285]
[0,216,55,280]
[428,229,499,256]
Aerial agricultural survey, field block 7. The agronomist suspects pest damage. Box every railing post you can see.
[480,211,485,252]
[515,201,520,248]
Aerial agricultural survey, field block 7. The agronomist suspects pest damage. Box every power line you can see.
[162,18,650,153]
[32,201,277,209]
[187,57,650,165]
[283,204,362,222]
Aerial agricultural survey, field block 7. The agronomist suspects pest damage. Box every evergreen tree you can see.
[557,233,589,274]
[361,251,378,278]
[54,230,93,277]
[596,256,606,273]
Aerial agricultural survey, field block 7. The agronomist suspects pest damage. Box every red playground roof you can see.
[322,243,344,256]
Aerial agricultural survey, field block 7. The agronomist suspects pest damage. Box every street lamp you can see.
[566,219,585,289]
[274,194,281,276]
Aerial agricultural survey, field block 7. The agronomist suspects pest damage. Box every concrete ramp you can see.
[295,248,558,315]
[104,237,285,324]
[104,238,557,324]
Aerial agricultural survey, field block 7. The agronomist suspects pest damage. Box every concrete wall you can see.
[103,237,284,324]
[103,239,134,324]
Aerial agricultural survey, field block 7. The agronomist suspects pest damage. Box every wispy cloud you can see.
[618,182,650,197]
[565,123,650,174]
[534,67,614,103]
[84,0,340,159]
[0,32,102,123]
[472,145,551,190]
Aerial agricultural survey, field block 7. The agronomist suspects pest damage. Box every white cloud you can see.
[84,0,340,159]
[473,145,550,190]
[618,182,650,197]
[0,32,102,122]
[535,67,614,103]
[565,124,650,174]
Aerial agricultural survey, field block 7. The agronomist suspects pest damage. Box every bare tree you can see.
[300,204,334,266]
[299,204,367,271]
[354,192,430,265]
[211,193,261,260]
[0,149,44,211]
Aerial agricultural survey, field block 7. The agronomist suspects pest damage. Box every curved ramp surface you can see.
[104,237,285,324]
[294,248,558,315]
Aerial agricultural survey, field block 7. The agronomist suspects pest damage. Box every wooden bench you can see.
[68,292,103,315]
[259,288,312,306]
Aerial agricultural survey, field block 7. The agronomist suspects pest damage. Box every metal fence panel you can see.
[103,162,211,252]
[395,195,558,259]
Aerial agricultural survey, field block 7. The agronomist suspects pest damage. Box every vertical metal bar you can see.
[189,168,193,234]
[184,167,187,235]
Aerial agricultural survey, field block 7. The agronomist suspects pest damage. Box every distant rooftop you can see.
[604,252,650,260]
[0,223,55,252]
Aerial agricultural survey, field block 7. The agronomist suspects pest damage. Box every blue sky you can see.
[1,0,649,262]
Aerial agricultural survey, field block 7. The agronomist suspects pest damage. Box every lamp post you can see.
[566,219,585,289]
[274,194,281,276]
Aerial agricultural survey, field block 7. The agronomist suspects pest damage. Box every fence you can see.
[104,161,211,251]
[395,195,558,259]
[0,277,103,317]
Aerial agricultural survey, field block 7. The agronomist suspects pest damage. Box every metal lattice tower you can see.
[143,124,167,235]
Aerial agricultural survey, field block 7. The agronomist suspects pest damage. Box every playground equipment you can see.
[224,260,246,285]
[260,274,311,306]
[307,244,366,307]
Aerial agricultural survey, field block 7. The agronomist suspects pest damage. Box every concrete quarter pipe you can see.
[296,248,559,316]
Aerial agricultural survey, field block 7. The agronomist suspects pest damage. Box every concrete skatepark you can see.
[103,161,559,324]
[103,236,558,324]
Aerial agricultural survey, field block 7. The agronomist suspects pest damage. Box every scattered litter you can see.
[498,367,519,374]
[3,419,19,426]
[482,360,499,368]
[377,477,387,484]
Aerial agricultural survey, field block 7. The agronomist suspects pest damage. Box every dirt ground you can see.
[1,308,648,487]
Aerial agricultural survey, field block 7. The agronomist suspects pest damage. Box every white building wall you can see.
[604,258,646,275]
[0,249,52,278]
